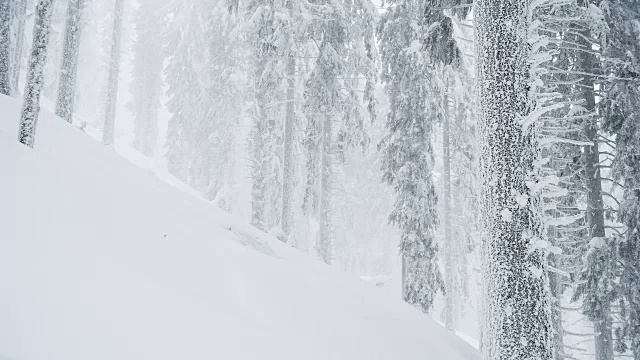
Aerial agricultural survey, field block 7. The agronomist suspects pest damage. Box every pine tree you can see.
[10,0,27,95]
[281,54,296,237]
[438,9,471,331]
[165,0,246,201]
[600,0,640,356]
[18,0,56,148]
[475,0,552,358]
[303,0,377,263]
[378,0,445,312]
[245,0,292,231]
[102,0,124,145]
[303,7,344,264]
[528,1,614,358]
[0,0,11,95]
[55,0,85,123]
[564,3,617,356]
[129,0,164,157]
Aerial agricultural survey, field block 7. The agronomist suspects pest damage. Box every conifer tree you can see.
[102,0,125,145]
[18,0,56,148]
[55,0,85,123]
[378,0,445,312]
[10,0,27,95]
[245,0,293,231]
[600,1,640,356]
[0,0,10,95]
[165,0,246,200]
[303,0,377,263]
[129,0,165,157]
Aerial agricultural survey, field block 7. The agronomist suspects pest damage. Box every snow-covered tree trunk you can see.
[55,0,85,123]
[475,0,552,358]
[250,105,268,231]
[10,0,27,95]
[547,253,565,360]
[583,86,613,360]
[281,55,295,237]
[18,0,55,148]
[0,0,10,95]
[317,113,333,264]
[102,0,124,145]
[443,83,454,331]
[130,0,163,158]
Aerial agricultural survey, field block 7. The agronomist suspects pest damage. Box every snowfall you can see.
[0,94,480,359]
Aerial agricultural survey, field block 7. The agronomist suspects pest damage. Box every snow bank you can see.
[0,95,480,360]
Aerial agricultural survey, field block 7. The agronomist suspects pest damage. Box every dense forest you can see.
[2,0,640,359]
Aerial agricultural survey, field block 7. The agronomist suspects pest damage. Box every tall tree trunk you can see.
[475,0,552,358]
[317,114,332,265]
[55,0,85,123]
[10,0,27,95]
[18,0,56,148]
[584,107,613,360]
[102,0,124,145]
[548,252,565,360]
[251,99,268,231]
[280,55,295,238]
[577,32,614,360]
[0,0,11,95]
[443,81,455,331]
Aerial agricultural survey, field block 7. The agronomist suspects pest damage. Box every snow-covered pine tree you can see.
[600,0,640,356]
[0,0,10,95]
[164,0,201,182]
[302,3,347,264]
[18,0,56,148]
[55,0,85,123]
[573,7,616,357]
[528,2,611,358]
[281,54,295,237]
[198,3,249,202]
[378,0,445,312]
[441,63,475,331]
[102,0,124,145]
[442,71,454,329]
[475,0,552,358]
[440,14,478,334]
[42,2,69,102]
[436,6,472,330]
[164,0,246,202]
[245,0,293,231]
[10,0,27,95]
[280,1,310,238]
[129,0,165,157]
[302,0,377,264]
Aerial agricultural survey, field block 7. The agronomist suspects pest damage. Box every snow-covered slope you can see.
[0,95,480,360]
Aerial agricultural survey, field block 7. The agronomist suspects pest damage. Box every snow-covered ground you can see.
[0,95,480,359]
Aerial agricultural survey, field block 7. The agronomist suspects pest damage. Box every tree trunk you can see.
[317,114,332,265]
[102,0,124,145]
[585,112,613,360]
[251,93,268,231]
[443,81,455,331]
[18,0,56,147]
[475,0,552,358]
[0,0,11,95]
[548,253,565,360]
[280,55,295,238]
[55,0,85,123]
[10,0,27,95]
[577,32,614,360]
